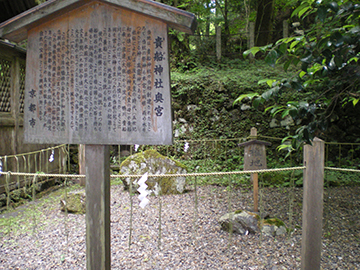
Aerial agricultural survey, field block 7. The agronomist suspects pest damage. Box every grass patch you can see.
[0,183,83,237]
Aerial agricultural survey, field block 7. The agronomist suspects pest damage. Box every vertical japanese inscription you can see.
[25,5,171,144]
[153,35,165,118]
[32,27,159,132]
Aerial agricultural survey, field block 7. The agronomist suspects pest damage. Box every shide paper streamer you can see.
[137,172,149,208]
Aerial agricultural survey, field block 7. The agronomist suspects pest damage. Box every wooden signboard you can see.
[239,128,271,212]
[24,2,172,145]
[243,141,269,170]
[0,1,196,269]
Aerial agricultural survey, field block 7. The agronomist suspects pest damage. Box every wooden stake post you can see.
[0,1,196,269]
[301,138,324,270]
[85,145,110,269]
[239,128,270,212]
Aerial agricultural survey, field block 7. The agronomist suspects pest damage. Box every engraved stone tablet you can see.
[24,2,172,145]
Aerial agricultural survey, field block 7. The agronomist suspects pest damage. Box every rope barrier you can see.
[325,142,360,146]
[257,135,284,141]
[174,138,248,143]
[0,144,67,159]
[0,166,306,179]
[325,167,360,173]
[3,166,359,181]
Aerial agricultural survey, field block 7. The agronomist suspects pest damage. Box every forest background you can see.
[155,0,360,187]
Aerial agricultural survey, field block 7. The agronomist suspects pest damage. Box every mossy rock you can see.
[261,218,287,236]
[220,210,287,236]
[262,217,286,227]
[60,191,86,214]
[219,210,260,234]
[120,149,187,195]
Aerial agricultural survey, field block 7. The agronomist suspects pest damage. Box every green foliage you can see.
[241,0,360,147]
[171,61,279,139]
[325,170,360,187]
[0,183,82,236]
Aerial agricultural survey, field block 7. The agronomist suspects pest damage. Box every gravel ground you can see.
[0,184,359,269]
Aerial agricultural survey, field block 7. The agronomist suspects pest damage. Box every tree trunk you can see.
[223,0,229,54]
[255,0,274,46]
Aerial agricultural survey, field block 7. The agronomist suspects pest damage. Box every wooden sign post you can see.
[0,1,196,269]
[239,127,271,212]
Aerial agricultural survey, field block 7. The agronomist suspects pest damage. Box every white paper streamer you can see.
[184,141,189,152]
[134,144,140,152]
[137,172,149,208]
[49,150,54,162]
[0,160,2,173]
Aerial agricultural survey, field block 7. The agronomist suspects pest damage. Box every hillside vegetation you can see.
[170,59,304,141]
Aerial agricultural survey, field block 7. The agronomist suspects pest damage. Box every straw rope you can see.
[0,144,67,159]
[3,166,359,180]
[0,166,306,179]
[325,167,360,173]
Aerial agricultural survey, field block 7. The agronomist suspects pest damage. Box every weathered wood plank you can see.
[0,113,15,126]
[106,0,197,34]
[301,137,324,270]
[0,0,197,43]
[0,0,85,43]
[0,114,24,126]
[23,3,173,145]
[11,56,21,154]
[0,40,26,59]
[251,173,259,212]
[85,145,110,270]
[79,144,86,186]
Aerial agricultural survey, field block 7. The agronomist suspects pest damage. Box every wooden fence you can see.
[0,40,66,195]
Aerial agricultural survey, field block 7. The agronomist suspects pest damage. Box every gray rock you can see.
[120,149,187,195]
[261,224,275,236]
[261,218,288,236]
[60,190,85,214]
[241,104,251,111]
[270,118,279,128]
[219,211,287,237]
[280,116,294,128]
[187,105,198,111]
[219,210,260,234]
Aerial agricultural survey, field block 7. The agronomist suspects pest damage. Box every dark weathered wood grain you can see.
[85,145,111,270]
[0,0,197,42]
[301,137,324,270]
[23,3,173,145]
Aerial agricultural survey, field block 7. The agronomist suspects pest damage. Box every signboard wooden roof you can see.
[0,0,197,43]
[0,0,197,145]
